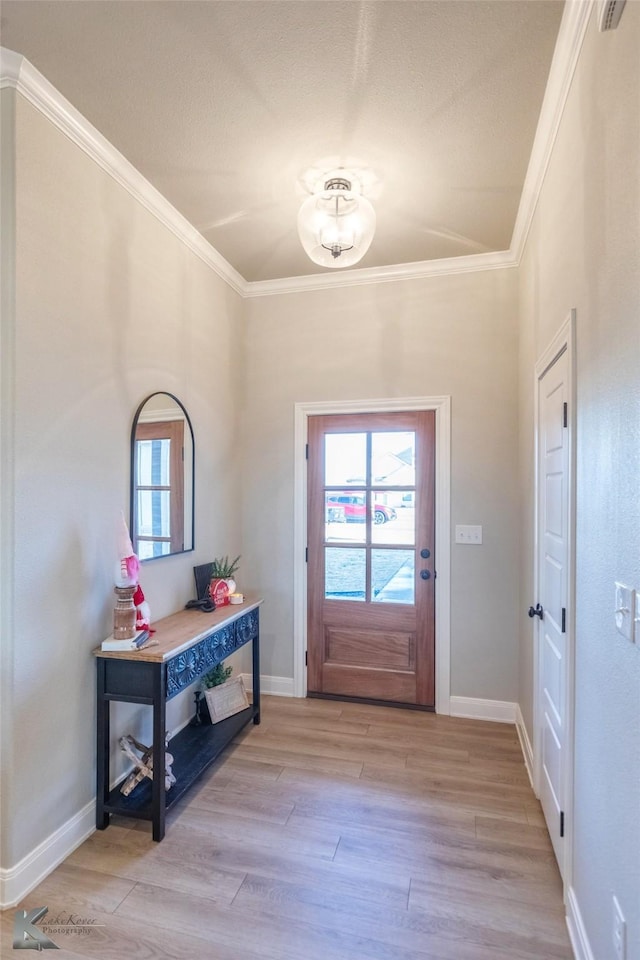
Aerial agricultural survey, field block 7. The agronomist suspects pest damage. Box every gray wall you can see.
[242,270,520,700]
[518,4,640,957]
[1,92,245,869]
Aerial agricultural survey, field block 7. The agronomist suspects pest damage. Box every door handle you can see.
[420,570,431,580]
[528,603,543,619]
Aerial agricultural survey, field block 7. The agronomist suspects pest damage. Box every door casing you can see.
[294,396,451,712]
[533,309,576,891]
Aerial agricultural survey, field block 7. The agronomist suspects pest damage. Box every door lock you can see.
[420,570,431,580]
[528,603,543,619]
[420,548,431,559]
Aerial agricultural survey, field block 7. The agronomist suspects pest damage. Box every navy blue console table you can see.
[94,595,262,840]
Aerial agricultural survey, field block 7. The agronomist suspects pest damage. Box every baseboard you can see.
[241,673,295,698]
[0,800,95,910]
[515,703,535,790]
[449,696,517,724]
[566,885,594,960]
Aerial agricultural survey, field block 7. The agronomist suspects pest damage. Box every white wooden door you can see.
[535,345,571,875]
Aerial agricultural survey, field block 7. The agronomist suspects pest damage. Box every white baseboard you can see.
[515,703,535,790]
[449,696,517,724]
[241,673,295,698]
[0,800,95,909]
[566,885,594,960]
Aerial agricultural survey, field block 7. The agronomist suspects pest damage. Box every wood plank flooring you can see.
[2,696,573,960]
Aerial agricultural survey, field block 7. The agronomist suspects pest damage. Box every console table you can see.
[94,595,262,841]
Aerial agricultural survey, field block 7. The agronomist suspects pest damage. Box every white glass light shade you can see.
[297,182,376,268]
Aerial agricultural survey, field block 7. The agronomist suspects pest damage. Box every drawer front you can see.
[165,609,259,700]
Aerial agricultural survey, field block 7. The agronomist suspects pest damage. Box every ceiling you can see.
[1,1,564,284]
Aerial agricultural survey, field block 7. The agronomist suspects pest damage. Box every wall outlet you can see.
[613,895,626,960]
[455,524,482,545]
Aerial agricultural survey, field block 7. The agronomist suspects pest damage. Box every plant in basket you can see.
[201,661,249,724]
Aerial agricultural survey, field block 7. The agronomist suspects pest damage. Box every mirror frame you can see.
[130,391,195,562]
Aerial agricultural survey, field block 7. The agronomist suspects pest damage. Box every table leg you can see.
[151,664,167,841]
[96,659,110,830]
[252,628,261,725]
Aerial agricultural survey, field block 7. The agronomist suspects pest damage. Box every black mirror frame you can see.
[130,391,195,562]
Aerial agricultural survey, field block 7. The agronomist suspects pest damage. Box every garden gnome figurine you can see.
[115,512,139,587]
[134,583,151,632]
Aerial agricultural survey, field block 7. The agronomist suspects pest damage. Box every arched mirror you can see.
[130,392,194,561]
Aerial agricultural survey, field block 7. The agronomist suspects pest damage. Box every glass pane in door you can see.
[325,547,366,601]
[372,549,415,604]
[325,433,366,486]
[371,432,415,486]
[371,491,415,545]
[324,493,366,543]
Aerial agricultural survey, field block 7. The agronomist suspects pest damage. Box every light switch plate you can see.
[614,582,635,642]
[455,524,482,545]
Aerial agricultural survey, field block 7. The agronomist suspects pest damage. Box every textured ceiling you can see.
[1,0,564,282]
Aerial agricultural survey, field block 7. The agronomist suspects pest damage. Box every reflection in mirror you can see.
[130,393,194,561]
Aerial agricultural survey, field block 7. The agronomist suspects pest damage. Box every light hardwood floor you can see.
[3,696,573,959]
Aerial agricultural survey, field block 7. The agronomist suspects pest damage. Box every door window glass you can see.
[371,432,416,486]
[325,433,366,486]
[325,547,366,601]
[372,549,415,604]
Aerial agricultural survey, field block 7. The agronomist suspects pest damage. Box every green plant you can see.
[210,555,241,580]
[202,662,232,689]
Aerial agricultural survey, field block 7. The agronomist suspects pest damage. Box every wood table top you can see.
[93,593,263,663]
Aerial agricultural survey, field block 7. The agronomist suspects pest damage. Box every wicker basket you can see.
[204,676,249,724]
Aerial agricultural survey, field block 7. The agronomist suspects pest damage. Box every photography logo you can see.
[13,907,104,950]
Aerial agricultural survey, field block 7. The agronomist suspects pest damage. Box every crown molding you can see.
[1,1,593,299]
[0,47,246,297]
[509,0,594,262]
[243,250,517,298]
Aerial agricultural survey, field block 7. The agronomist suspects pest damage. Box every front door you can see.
[307,411,435,706]
[535,345,571,874]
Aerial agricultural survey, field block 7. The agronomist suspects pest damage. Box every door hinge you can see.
[563,402,568,428]
[560,811,565,838]
[561,607,566,633]
[305,443,309,460]
[305,547,308,563]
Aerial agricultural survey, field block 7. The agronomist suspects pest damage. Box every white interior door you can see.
[535,344,571,876]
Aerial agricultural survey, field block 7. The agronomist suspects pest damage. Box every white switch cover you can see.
[614,582,635,642]
[455,524,483,545]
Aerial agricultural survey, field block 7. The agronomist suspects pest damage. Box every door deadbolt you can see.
[420,570,431,580]
[420,548,431,559]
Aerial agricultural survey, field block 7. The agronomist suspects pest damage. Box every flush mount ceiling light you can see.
[297,174,376,269]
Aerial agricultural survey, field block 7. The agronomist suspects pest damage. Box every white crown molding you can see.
[243,250,517,298]
[0,47,246,297]
[510,0,594,262]
[2,0,592,299]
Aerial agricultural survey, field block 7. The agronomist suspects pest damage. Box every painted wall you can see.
[518,4,640,958]
[241,269,520,700]
[0,90,244,872]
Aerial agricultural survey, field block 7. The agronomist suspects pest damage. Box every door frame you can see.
[532,309,576,889]
[293,396,451,712]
